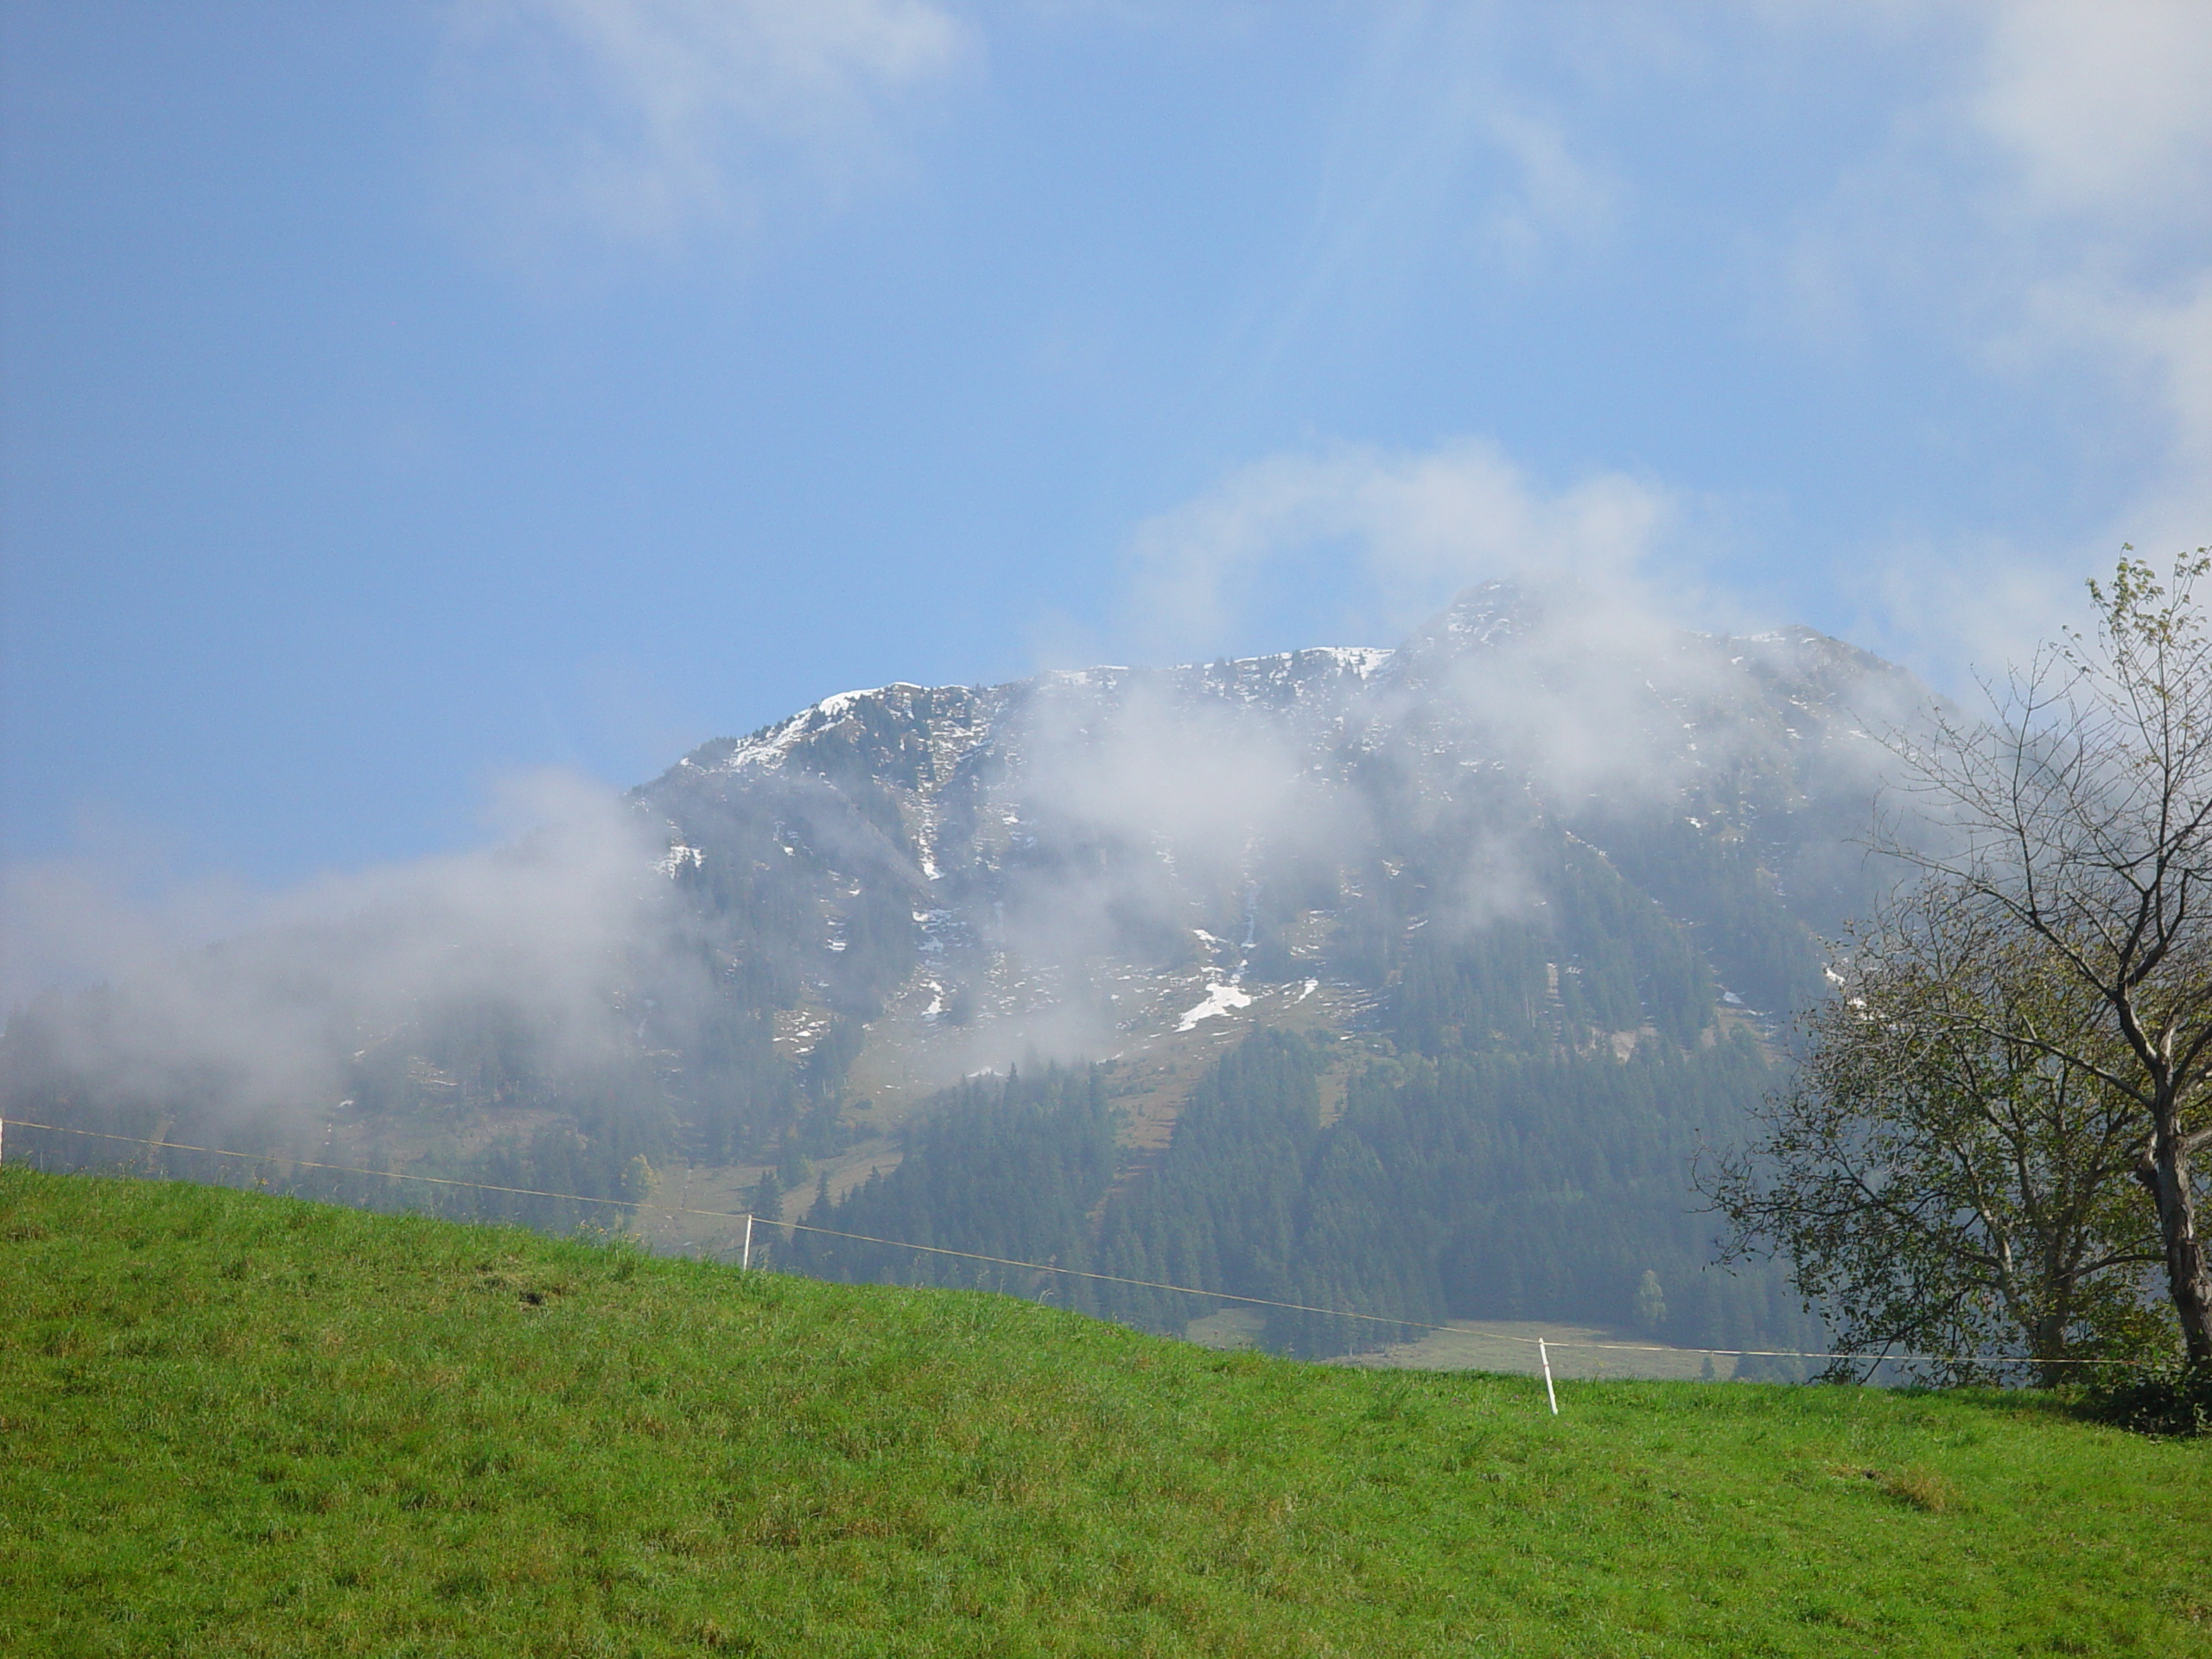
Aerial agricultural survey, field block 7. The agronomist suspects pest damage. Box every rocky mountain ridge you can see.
[629,581,1915,1093]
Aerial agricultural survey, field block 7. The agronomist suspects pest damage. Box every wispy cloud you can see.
[1230,6,1623,382]
[1477,103,1615,273]
[434,0,972,265]
[0,772,668,1117]
[1750,2,2212,671]
[1122,436,1674,660]
[1967,0,2212,565]
[1970,0,2212,223]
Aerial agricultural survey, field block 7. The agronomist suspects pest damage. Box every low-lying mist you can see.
[1,772,694,1149]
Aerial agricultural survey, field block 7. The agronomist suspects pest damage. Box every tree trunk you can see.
[2139,1116,2212,1363]
[2029,1312,2071,1391]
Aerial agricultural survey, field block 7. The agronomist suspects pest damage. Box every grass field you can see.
[3,1166,2208,1656]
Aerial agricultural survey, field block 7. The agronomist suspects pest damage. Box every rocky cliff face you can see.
[630,581,1919,1092]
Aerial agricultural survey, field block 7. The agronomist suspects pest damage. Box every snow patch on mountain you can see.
[1177,982,1253,1032]
[656,842,703,878]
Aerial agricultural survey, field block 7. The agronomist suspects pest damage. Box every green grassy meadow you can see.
[3,1167,2208,1656]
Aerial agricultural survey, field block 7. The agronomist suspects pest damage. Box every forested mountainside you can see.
[1,582,1921,1357]
[784,1033,1808,1362]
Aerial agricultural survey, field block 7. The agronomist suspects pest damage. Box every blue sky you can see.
[5,2,2211,918]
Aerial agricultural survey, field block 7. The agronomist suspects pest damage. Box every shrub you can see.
[2082,1359,2212,1438]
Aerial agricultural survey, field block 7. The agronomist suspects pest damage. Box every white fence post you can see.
[741,1211,754,1270]
[1539,1338,1560,1415]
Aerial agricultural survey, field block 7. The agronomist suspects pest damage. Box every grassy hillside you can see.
[3,1169,2207,1657]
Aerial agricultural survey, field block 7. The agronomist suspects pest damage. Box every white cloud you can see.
[2005,267,2212,549]
[2,774,654,1021]
[1,772,663,1089]
[436,0,971,259]
[1970,0,2212,222]
[1123,437,1673,658]
[1967,1,2212,564]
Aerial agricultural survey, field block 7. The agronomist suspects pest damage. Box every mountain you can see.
[2,582,1928,1358]
[640,580,1904,1059]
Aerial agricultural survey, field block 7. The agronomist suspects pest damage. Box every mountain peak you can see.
[1446,577,1550,639]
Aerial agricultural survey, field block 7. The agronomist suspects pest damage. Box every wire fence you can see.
[0,1116,2148,1377]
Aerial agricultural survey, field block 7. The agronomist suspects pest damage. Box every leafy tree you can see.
[1883,551,2212,1363]
[1708,881,2168,1383]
